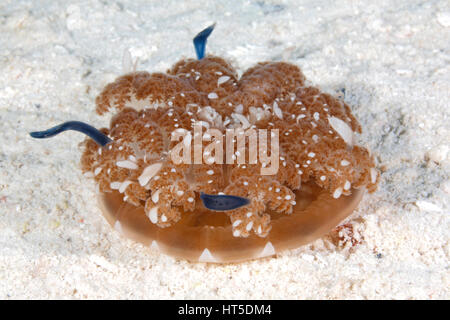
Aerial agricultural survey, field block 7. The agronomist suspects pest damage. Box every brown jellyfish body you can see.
[78,55,379,263]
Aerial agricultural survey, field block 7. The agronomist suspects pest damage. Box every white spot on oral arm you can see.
[234,104,243,114]
[94,167,102,176]
[118,180,132,193]
[313,112,320,121]
[110,181,121,190]
[273,101,283,119]
[344,181,351,190]
[217,75,230,85]
[208,92,218,99]
[138,162,163,186]
[296,114,306,123]
[151,189,161,203]
[232,113,250,129]
[333,187,343,199]
[147,206,159,224]
[328,116,355,146]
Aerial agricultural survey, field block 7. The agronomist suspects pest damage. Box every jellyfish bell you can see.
[30,24,379,263]
[100,182,364,263]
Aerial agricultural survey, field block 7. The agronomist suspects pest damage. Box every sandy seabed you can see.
[0,0,449,299]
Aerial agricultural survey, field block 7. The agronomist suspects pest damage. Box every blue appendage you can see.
[30,121,112,147]
[200,192,250,211]
[193,23,216,60]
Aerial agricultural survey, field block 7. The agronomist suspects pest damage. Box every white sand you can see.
[0,0,449,299]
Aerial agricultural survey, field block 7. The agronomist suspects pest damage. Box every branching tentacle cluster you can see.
[80,56,379,238]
